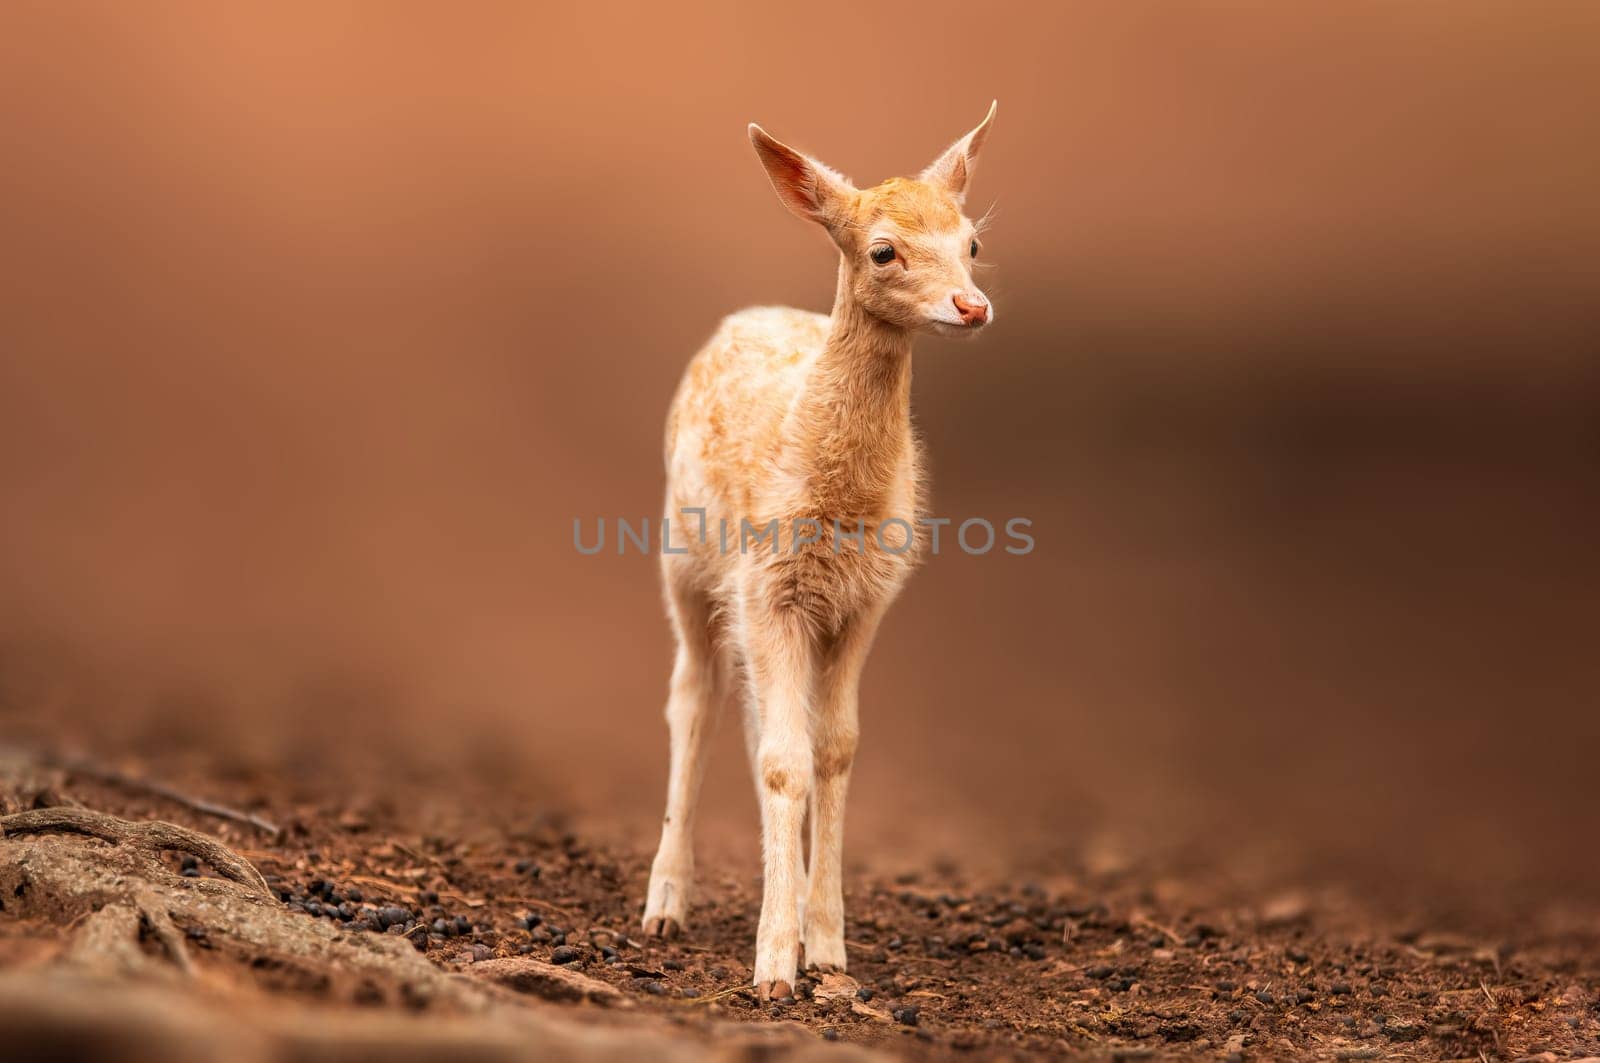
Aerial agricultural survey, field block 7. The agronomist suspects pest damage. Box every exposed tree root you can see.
[48,755,283,837]
[1,806,273,896]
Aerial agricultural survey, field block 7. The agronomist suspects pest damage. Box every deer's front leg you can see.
[742,603,816,1002]
[804,605,882,973]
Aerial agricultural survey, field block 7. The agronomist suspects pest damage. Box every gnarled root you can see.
[0,806,271,897]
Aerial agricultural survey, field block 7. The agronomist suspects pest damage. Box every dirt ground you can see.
[3,742,1599,1062]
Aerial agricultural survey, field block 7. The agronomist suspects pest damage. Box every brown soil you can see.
[4,747,1599,1061]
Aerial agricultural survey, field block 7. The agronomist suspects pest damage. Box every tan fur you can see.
[642,104,999,997]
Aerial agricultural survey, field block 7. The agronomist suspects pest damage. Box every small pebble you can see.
[892,1005,919,1027]
[379,906,410,929]
[856,987,875,1002]
[1255,990,1274,1005]
[551,946,581,965]
[471,944,493,962]
[643,980,667,995]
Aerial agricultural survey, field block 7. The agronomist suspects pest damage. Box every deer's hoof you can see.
[642,915,681,940]
[756,979,795,1005]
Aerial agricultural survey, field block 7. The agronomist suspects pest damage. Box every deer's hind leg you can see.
[642,572,731,939]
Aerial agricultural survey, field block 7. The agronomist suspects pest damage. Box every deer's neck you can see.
[789,267,915,517]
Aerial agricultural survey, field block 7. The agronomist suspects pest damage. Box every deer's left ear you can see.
[920,100,997,204]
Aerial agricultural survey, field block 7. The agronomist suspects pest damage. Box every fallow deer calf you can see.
[641,104,999,1002]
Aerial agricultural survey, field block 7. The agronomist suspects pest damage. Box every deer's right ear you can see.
[748,124,853,228]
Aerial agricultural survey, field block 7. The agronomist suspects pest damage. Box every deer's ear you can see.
[920,100,997,204]
[748,124,853,228]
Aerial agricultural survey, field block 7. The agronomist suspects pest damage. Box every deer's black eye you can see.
[869,245,895,265]
[970,239,979,258]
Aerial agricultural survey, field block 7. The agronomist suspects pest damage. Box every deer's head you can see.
[749,103,997,336]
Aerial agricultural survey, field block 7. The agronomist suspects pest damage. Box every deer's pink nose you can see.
[953,293,989,326]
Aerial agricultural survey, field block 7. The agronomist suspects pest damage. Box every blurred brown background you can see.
[1,3,1596,907]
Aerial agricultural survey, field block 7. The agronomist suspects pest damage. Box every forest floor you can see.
[3,743,1599,1062]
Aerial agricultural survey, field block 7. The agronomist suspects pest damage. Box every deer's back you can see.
[665,306,830,515]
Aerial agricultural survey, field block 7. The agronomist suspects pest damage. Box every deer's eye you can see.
[970,239,979,258]
[869,245,896,265]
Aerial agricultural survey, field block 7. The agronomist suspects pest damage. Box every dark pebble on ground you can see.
[856,987,874,1001]
[551,946,580,965]
[643,981,666,995]
[1255,990,1274,1005]
[1086,964,1114,980]
[472,944,493,962]
[893,1006,920,1027]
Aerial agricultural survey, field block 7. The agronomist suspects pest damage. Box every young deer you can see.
[641,104,999,1001]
